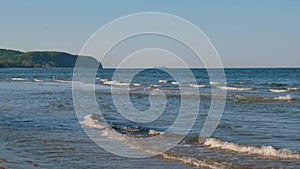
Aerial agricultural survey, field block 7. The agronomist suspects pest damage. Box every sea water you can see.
[0,68,300,168]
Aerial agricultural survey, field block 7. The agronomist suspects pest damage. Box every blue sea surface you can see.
[0,68,300,168]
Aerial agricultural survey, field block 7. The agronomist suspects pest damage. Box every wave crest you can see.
[217,86,254,91]
[80,114,106,129]
[273,95,294,101]
[204,138,300,159]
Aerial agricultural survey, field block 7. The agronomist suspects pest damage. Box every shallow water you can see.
[0,68,300,168]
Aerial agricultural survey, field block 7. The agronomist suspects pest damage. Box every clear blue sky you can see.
[1,0,300,67]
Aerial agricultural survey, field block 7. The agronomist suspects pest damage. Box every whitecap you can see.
[171,82,179,85]
[273,95,294,101]
[131,83,141,86]
[209,81,227,85]
[54,79,83,84]
[161,153,225,169]
[11,77,27,81]
[204,138,300,159]
[148,129,165,135]
[33,79,43,82]
[99,78,108,82]
[189,84,205,88]
[149,84,161,88]
[103,80,130,86]
[80,114,106,129]
[269,89,288,93]
[217,86,254,91]
[158,80,168,83]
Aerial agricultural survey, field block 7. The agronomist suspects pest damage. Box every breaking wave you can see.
[11,77,27,81]
[161,153,227,169]
[273,95,294,101]
[158,80,168,83]
[79,114,106,129]
[171,82,179,85]
[269,89,288,93]
[103,80,130,86]
[189,84,205,88]
[79,114,300,168]
[204,138,300,159]
[209,81,227,85]
[217,86,254,91]
[269,88,300,93]
[33,79,43,82]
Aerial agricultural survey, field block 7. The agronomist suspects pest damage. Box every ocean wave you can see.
[189,84,205,88]
[204,138,300,159]
[269,88,300,93]
[234,95,268,102]
[273,95,294,101]
[158,80,168,83]
[209,81,227,85]
[161,153,227,169]
[80,114,106,129]
[100,128,127,141]
[54,79,72,83]
[96,78,108,82]
[287,88,300,91]
[217,86,254,91]
[11,77,27,81]
[269,83,288,87]
[147,85,161,89]
[148,129,165,136]
[103,80,130,86]
[131,83,141,86]
[33,79,43,82]
[233,81,247,84]
[269,89,288,93]
[54,79,84,84]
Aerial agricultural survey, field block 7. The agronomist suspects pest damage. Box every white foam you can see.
[148,130,165,135]
[11,77,27,81]
[80,114,106,129]
[171,82,179,85]
[288,88,300,91]
[149,84,161,88]
[161,153,225,169]
[217,86,254,91]
[274,95,294,101]
[54,79,83,84]
[33,79,43,82]
[99,78,108,82]
[158,80,168,83]
[204,138,300,159]
[132,83,141,86]
[103,80,130,86]
[269,89,288,93]
[54,79,72,83]
[100,128,127,141]
[209,81,227,85]
[189,84,205,88]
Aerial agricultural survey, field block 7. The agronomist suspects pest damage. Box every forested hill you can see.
[0,49,102,68]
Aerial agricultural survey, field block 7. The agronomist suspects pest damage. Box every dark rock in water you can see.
[33,162,39,167]
[0,166,7,169]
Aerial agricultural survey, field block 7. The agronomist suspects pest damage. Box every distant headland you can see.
[0,49,102,68]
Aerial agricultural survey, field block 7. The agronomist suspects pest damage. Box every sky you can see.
[0,0,300,68]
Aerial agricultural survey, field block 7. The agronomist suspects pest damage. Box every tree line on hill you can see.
[0,49,102,69]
